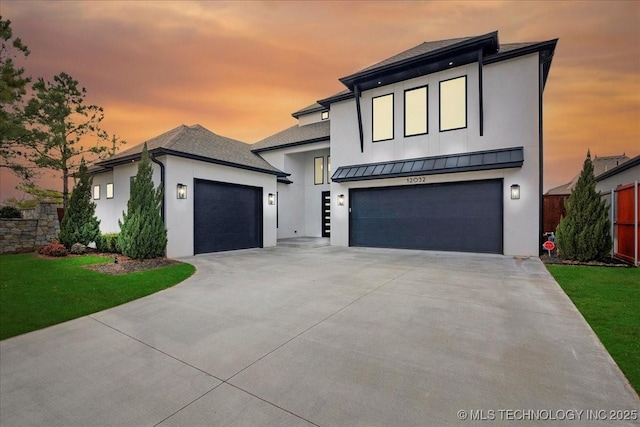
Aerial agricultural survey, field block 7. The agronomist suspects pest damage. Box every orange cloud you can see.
[1,0,638,200]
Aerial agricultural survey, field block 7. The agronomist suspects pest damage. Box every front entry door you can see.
[322,191,330,237]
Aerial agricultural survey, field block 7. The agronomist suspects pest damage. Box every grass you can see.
[0,253,195,340]
[546,265,639,394]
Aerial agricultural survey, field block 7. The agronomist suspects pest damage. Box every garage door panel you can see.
[194,179,263,254]
[350,180,503,254]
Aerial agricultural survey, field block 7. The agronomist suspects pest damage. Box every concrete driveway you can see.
[1,243,639,426]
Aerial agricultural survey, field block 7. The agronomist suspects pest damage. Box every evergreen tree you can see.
[556,150,611,261]
[118,143,167,259]
[58,159,100,248]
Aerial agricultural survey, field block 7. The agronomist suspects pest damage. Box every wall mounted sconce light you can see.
[337,194,345,206]
[177,183,187,199]
[268,193,275,205]
[510,184,520,200]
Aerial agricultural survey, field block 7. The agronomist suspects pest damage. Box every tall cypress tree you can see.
[556,150,611,261]
[58,158,101,248]
[118,143,167,259]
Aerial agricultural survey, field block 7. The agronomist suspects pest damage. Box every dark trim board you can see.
[349,179,504,254]
[193,179,263,254]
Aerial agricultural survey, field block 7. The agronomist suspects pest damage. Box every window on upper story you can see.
[372,93,394,142]
[327,155,331,183]
[321,111,329,120]
[106,183,114,199]
[93,185,100,200]
[439,76,466,131]
[314,156,324,185]
[404,86,428,137]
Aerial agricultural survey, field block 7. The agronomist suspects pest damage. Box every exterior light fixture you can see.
[510,184,520,200]
[177,183,187,199]
[337,194,345,206]
[268,193,275,205]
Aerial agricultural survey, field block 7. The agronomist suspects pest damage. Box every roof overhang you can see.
[338,31,499,92]
[94,148,288,178]
[251,136,329,154]
[595,155,640,181]
[331,147,523,183]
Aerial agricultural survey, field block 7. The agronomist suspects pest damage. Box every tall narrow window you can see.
[106,183,114,199]
[440,76,467,131]
[327,155,331,183]
[372,93,394,142]
[93,185,100,200]
[404,86,428,136]
[314,156,324,185]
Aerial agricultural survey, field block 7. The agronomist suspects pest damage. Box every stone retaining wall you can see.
[0,202,61,254]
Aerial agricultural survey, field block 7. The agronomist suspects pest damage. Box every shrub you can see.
[556,150,611,261]
[70,243,87,255]
[58,159,101,249]
[118,143,167,259]
[0,206,22,218]
[38,242,68,257]
[96,233,120,253]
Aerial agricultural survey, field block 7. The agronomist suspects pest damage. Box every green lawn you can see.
[546,265,639,394]
[0,253,195,340]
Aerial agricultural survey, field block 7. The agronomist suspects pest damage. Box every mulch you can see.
[540,253,631,267]
[84,254,179,275]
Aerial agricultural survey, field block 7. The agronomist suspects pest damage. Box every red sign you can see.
[543,241,556,251]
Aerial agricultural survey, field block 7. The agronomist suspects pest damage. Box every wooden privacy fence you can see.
[603,181,639,266]
[542,195,567,234]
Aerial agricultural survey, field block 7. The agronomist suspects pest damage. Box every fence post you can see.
[635,180,638,266]
[610,188,615,258]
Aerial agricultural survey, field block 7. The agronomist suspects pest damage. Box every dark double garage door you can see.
[194,179,263,254]
[350,179,503,254]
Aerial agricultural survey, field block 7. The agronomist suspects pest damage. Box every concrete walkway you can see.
[1,245,638,426]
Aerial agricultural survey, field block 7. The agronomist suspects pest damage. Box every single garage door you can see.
[194,179,263,254]
[350,179,503,254]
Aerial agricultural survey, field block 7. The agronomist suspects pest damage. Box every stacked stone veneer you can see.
[0,202,61,254]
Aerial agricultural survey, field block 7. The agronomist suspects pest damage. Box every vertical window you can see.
[321,111,329,120]
[314,157,324,185]
[440,76,466,131]
[106,183,114,199]
[372,93,394,142]
[404,86,428,136]
[327,155,331,183]
[93,185,100,200]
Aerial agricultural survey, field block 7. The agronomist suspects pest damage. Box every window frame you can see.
[92,185,100,200]
[372,93,394,142]
[321,111,329,120]
[314,156,324,185]
[439,75,467,132]
[106,183,114,199]
[327,155,331,183]
[404,85,428,137]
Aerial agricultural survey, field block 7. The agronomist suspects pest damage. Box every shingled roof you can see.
[252,121,330,153]
[545,154,631,195]
[96,124,285,176]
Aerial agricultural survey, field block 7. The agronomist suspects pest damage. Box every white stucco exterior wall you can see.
[329,53,542,256]
[93,156,277,258]
[259,142,330,239]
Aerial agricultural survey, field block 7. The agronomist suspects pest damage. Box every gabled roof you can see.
[96,124,286,177]
[596,154,639,181]
[545,154,632,195]
[252,121,330,153]
[319,32,557,107]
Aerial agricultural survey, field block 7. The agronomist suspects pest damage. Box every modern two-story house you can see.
[90,31,557,258]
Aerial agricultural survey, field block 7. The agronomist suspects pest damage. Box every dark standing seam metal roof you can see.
[95,124,286,177]
[331,147,524,182]
[251,121,330,153]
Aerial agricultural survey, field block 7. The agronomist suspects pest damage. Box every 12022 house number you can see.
[406,177,427,184]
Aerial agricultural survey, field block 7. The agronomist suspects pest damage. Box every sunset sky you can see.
[1,0,638,201]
